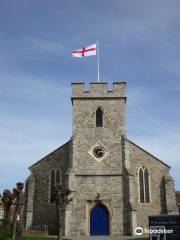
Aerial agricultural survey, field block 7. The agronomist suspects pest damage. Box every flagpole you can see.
[97,40,100,82]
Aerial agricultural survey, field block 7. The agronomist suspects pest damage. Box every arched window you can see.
[50,170,55,203]
[96,107,103,127]
[56,170,61,184]
[139,167,150,203]
[139,168,144,203]
[144,168,150,203]
[50,169,61,203]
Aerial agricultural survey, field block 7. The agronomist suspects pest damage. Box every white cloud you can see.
[134,132,180,166]
[130,130,180,189]
[0,33,71,64]
[127,87,158,107]
[0,72,70,99]
[30,37,69,56]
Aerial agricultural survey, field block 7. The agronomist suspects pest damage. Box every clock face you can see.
[88,141,109,162]
[93,146,105,158]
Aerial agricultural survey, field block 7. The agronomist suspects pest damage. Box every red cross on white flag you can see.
[72,41,100,82]
[72,43,96,57]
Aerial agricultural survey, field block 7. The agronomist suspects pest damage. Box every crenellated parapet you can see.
[71,82,126,101]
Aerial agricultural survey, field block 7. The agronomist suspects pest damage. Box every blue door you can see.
[90,204,109,236]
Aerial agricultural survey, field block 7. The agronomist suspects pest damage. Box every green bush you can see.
[16,222,24,237]
[0,223,11,240]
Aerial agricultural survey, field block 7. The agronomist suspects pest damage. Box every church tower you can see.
[66,82,127,236]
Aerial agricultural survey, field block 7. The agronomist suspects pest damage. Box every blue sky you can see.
[0,0,180,192]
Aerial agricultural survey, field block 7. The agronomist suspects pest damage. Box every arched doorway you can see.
[90,203,109,236]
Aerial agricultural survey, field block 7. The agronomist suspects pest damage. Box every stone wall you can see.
[71,82,126,176]
[176,191,180,213]
[72,176,123,236]
[128,140,178,231]
[25,140,71,235]
[67,82,126,237]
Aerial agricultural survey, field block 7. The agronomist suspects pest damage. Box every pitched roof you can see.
[127,139,171,168]
[29,139,72,169]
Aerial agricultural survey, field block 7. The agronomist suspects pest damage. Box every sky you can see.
[0,0,180,193]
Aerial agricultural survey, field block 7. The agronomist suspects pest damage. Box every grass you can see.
[17,237,70,240]
[17,237,149,240]
[17,238,56,240]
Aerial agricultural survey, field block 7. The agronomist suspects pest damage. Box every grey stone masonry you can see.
[71,82,126,99]
[66,82,127,237]
[71,82,126,176]
[127,139,178,232]
[121,137,137,236]
[164,173,178,214]
[24,81,179,238]
[24,173,35,230]
[24,141,71,234]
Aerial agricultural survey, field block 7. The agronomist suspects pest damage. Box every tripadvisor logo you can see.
[135,227,174,235]
[135,227,144,235]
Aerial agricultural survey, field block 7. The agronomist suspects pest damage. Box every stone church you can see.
[24,82,178,237]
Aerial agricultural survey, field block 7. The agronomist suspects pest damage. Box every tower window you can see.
[139,167,150,203]
[50,169,61,203]
[96,107,103,127]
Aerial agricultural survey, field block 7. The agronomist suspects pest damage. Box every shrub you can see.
[16,222,24,237]
[0,223,11,240]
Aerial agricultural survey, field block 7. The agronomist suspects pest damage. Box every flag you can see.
[72,43,96,57]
